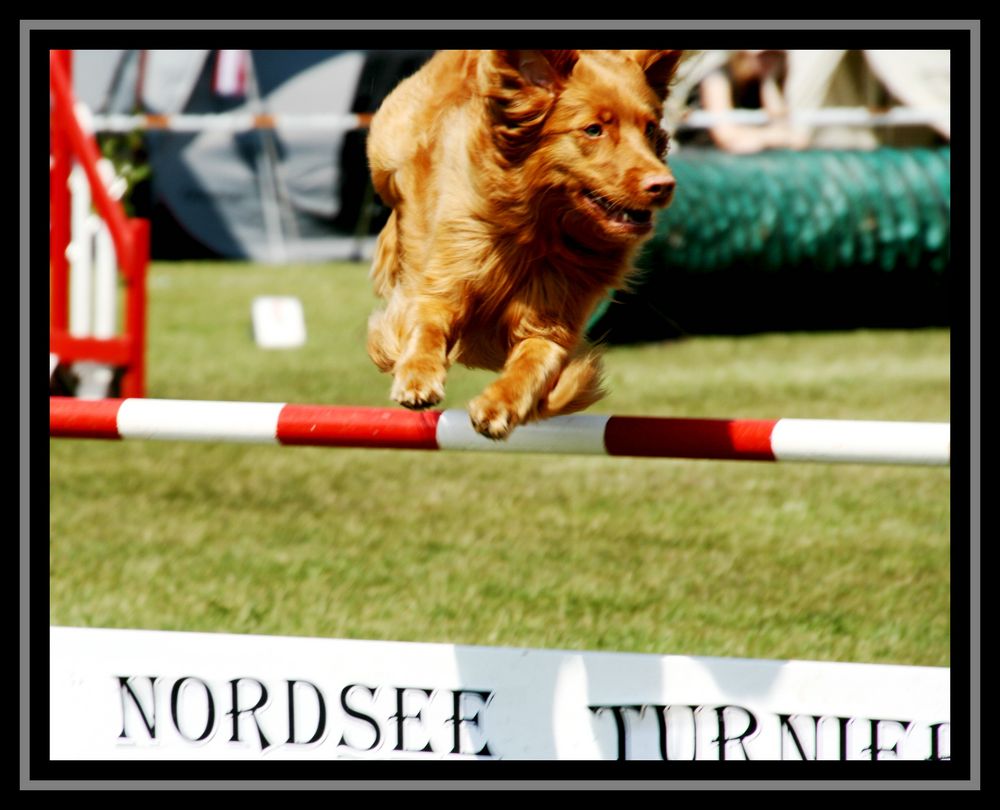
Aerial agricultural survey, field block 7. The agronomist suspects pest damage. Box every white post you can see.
[67,164,93,337]
[93,221,117,339]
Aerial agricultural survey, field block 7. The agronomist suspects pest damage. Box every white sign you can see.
[50,626,950,761]
[251,296,307,349]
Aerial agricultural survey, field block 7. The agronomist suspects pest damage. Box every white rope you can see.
[677,106,950,130]
[88,107,947,134]
[90,112,368,133]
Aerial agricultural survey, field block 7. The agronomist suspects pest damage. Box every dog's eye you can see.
[652,127,670,158]
[645,122,658,138]
[583,123,603,138]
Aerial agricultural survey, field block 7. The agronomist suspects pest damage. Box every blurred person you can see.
[686,49,810,153]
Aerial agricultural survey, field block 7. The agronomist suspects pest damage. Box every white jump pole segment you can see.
[770,419,952,466]
[115,399,286,443]
[50,398,951,466]
[435,410,611,455]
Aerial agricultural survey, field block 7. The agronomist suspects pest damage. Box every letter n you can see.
[118,676,157,739]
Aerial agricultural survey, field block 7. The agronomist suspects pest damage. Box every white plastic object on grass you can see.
[251,296,307,349]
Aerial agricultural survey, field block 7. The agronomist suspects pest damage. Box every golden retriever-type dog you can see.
[366,49,683,439]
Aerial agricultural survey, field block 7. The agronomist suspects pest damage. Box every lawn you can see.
[49,261,951,667]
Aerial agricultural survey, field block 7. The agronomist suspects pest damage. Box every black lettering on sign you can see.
[339,684,382,752]
[778,714,822,760]
[862,718,913,760]
[228,678,271,751]
[170,676,215,743]
[588,705,644,760]
[448,689,494,757]
[808,716,856,761]
[650,705,701,761]
[712,705,758,760]
[927,722,951,761]
[287,680,327,746]
[391,687,434,753]
[117,676,158,740]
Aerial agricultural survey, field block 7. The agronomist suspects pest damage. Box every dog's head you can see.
[484,49,684,247]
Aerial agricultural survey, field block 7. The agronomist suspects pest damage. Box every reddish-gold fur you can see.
[366,49,683,438]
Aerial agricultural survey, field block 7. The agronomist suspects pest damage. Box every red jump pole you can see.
[49,398,952,467]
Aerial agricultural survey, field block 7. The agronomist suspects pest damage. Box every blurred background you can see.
[72,48,951,339]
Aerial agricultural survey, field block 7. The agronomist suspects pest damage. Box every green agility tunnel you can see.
[587,147,951,341]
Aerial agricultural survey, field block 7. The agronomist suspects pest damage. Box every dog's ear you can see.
[494,50,579,89]
[485,50,578,163]
[630,50,684,100]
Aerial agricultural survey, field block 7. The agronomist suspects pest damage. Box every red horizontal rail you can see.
[50,333,133,367]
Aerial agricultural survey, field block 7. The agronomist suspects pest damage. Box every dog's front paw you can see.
[391,361,446,410]
[468,394,520,440]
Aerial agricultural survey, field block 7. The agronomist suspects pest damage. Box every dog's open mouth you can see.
[581,190,653,234]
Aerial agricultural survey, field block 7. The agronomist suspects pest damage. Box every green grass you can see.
[50,261,951,666]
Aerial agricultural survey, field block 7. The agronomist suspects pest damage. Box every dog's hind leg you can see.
[366,307,401,373]
[369,211,401,298]
[367,215,405,373]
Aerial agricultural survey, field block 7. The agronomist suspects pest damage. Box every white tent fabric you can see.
[73,50,372,262]
[151,51,367,262]
[141,50,212,114]
[785,49,950,146]
[784,49,879,149]
[863,50,950,137]
[73,50,212,115]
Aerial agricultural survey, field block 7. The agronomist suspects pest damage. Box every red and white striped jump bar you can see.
[50,398,950,466]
